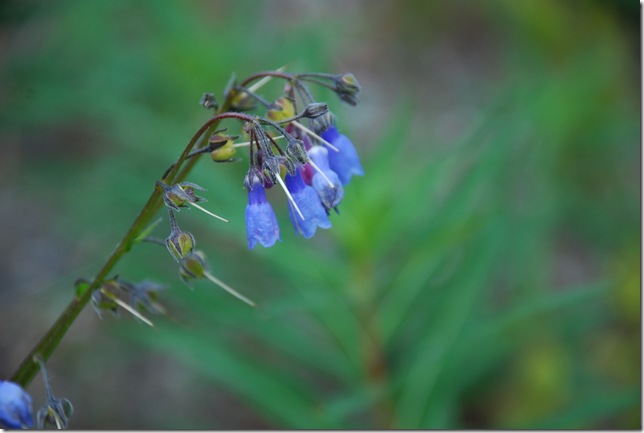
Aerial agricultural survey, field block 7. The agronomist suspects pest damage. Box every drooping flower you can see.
[245,179,280,249]
[284,170,332,238]
[307,146,344,212]
[0,380,33,429]
[320,125,364,185]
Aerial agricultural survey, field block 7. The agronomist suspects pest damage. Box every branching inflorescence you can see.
[3,67,362,429]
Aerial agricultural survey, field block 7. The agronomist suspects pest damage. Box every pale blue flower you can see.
[245,181,280,249]
[0,380,33,429]
[285,171,331,238]
[321,125,364,185]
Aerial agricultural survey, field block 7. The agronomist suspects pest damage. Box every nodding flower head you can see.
[320,125,364,185]
[285,170,332,238]
[0,380,34,429]
[307,146,344,212]
[245,177,280,249]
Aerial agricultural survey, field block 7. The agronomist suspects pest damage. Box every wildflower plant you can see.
[6,67,362,428]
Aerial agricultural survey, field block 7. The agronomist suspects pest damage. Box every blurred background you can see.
[0,0,639,429]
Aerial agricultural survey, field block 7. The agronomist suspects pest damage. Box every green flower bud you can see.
[179,250,208,282]
[166,228,195,262]
[267,97,295,122]
[211,139,237,162]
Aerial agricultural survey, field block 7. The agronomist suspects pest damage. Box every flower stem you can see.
[11,98,233,387]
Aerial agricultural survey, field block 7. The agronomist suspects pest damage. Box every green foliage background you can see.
[0,0,639,429]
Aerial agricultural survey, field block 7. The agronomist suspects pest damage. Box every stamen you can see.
[234,135,285,148]
[292,121,339,152]
[247,65,288,93]
[275,175,305,220]
[308,159,336,189]
[187,201,229,223]
[103,289,155,328]
[204,271,256,307]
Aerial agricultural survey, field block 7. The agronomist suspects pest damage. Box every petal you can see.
[245,185,280,249]
[286,173,332,238]
[322,126,364,185]
[0,381,34,429]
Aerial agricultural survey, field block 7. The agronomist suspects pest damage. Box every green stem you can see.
[11,101,233,387]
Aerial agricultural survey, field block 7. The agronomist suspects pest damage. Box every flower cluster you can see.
[235,72,364,249]
[148,70,363,306]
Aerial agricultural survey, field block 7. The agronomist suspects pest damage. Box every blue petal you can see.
[307,146,344,211]
[285,172,332,238]
[0,381,34,429]
[245,184,280,249]
[322,126,364,185]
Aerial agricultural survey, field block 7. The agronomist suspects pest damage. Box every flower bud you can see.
[210,139,237,162]
[179,250,208,282]
[334,73,361,106]
[302,102,328,119]
[166,227,195,262]
[159,181,207,211]
[230,89,257,111]
[267,97,295,122]
[285,138,308,165]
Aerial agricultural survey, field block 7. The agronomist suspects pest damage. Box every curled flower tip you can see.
[34,356,73,430]
[245,178,280,249]
[285,171,332,238]
[321,125,364,185]
[307,146,344,212]
[0,380,34,429]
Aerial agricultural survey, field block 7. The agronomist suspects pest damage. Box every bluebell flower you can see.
[245,180,280,249]
[0,380,33,429]
[321,125,364,185]
[307,146,344,212]
[284,171,332,238]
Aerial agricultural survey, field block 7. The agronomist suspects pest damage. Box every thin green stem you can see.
[10,99,234,387]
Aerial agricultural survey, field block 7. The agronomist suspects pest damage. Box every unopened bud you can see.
[159,181,206,211]
[285,138,308,164]
[166,228,195,262]
[267,97,296,122]
[302,103,328,119]
[179,251,208,281]
[334,73,361,106]
[210,135,237,162]
[230,89,257,111]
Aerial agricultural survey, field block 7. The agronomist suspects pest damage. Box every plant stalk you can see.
[11,101,232,387]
